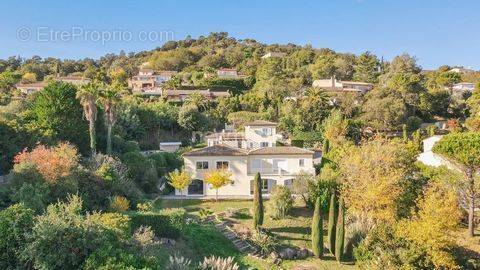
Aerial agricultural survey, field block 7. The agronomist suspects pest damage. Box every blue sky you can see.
[0,0,479,70]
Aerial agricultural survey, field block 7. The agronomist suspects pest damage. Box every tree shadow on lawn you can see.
[270,226,310,235]
[289,206,313,218]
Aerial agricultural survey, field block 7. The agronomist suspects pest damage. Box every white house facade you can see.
[177,121,315,197]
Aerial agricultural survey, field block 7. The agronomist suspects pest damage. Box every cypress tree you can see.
[253,172,264,229]
[322,138,330,154]
[311,196,323,258]
[335,198,345,262]
[402,124,408,143]
[327,192,337,254]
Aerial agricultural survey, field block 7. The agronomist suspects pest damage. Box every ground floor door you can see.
[188,179,204,195]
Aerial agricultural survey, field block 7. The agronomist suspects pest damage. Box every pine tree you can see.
[311,197,323,258]
[327,192,337,254]
[335,198,345,262]
[253,172,264,229]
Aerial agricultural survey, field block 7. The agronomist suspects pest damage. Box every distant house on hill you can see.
[16,76,91,94]
[163,89,230,101]
[217,68,239,78]
[128,69,177,93]
[449,67,476,74]
[261,52,287,59]
[451,82,476,95]
[312,76,373,93]
[16,82,47,94]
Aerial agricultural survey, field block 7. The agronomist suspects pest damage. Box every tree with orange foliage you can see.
[14,143,79,184]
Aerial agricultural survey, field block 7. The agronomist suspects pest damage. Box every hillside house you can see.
[128,69,177,93]
[177,121,315,197]
[312,77,373,93]
[16,76,91,94]
[217,68,239,78]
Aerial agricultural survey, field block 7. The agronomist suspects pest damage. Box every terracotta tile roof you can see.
[164,89,230,97]
[248,146,314,155]
[244,120,278,126]
[183,144,247,157]
[16,82,47,88]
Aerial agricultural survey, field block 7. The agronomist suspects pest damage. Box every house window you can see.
[237,140,242,148]
[299,158,305,167]
[262,179,268,191]
[196,161,209,170]
[284,179,294,188]
[250,179,272,194]
[262,128,272,136]
[249,142,254,148]
[216,161,229,170]
[260,142,269,147]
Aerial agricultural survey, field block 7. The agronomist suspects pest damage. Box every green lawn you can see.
[155,197,356,270]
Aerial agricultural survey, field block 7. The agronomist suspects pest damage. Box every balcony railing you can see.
[249,167,315,176]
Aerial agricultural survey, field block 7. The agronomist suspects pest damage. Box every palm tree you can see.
[98,84,121,154]
[76,82,99,156]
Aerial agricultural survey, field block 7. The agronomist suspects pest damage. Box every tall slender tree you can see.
[327,192,337,254]
[433,132,480,237]
[335,198,345,262]
[253,172,264,230]
[98,84,121,154]
[311,196,323,258]
[76,82,99,156]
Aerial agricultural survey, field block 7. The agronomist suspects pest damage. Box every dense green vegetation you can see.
[0,33,480,269]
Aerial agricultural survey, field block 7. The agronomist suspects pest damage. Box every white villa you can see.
[176,121,315,197]
[451,82,476,95]
[312,76,374,93]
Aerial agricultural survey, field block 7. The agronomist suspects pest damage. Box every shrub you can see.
[87,212,131,239]
[167,254,191,270]
[199,255,240,270]
[149,152,167,176]
[251,231,278,255]
[0,204,34,269]
[133,225,156,250]
[13,143,79,184]
[136,202,153,212]
[24,195,120,270]
[109,196,130,212]
[406,116,423,131]
[268,186,293,219]
[121,151,159,192]
[84,247,154,270]
[12,182,50,213]
[129,208,186,239]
